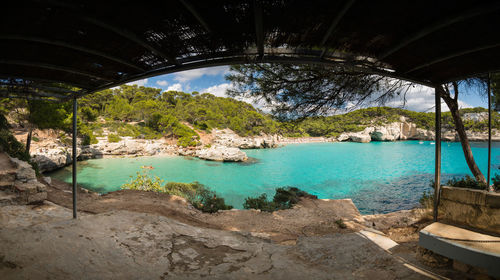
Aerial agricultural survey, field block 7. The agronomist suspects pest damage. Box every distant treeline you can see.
[1,85,498,147]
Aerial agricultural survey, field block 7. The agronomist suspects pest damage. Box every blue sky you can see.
[126,66,488,113]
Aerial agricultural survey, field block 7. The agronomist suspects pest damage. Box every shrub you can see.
[447,175,486,190]
[190,187,233,213]
[243,194,277,212]
[121,170,232,213]
[335,219,347,229]
[419,190,434,209]
[107,133,121,143]
[491,174,500,192]
[243,187,317,212]
[121,170,164,192]
[0,129,30,162]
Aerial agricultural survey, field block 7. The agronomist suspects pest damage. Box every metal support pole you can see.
[487,73,492,190]
[433,87,442,222]
[72,97,77,219]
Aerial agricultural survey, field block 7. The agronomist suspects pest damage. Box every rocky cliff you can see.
[26,116,500,172]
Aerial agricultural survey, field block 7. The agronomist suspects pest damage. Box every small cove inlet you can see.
[48,141,500,214]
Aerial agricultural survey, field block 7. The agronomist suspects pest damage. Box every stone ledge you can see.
[440,186,500,235]
[441,186,500,208]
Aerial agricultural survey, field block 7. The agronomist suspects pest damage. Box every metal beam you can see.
[0,82,81,95]
[433,87,442,222]
[0,35,144,71]
[320,0,355,58]
[72,97,77,219]
[254,0,264,58]
[0,60,113,82]
[487,73,492,190]
[82,16,180,65]
[0,75,92,90]
[80,53,434,98]
[0,93,60,102]
[179,0,211,33]
[406,43,500,74]
[380,3,500,60]
[0,89,67,99]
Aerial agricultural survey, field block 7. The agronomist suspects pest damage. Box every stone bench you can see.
[419,186,500,277]
[419,222,500,278]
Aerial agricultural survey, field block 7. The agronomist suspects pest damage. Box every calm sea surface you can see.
[48,141,500,214]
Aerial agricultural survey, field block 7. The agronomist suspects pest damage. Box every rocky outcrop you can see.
[349,133,372,143]
[31,147,74,173]
[86,137,171,157]
[31,137,176,172]
[195,145,247,162]
[463,112,488,122]
[0,153,47,205]
[337,119,436,143]
[213,129,280,149]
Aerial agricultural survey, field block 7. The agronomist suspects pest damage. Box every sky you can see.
[126,65,489,113]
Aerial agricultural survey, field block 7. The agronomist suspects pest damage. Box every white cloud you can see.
[166,83,183,92]
[384,85,472,112]
[201,83,233,97]
[173,66,229,83]
[156,80,168,86]
[201,83,268,110]
[126,78,148,86]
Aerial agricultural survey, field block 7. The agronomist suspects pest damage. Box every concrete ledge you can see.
[419,222,500,278]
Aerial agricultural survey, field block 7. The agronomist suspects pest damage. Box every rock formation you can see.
[337,120,436,143]
[195,145,248,162]
[0,153,47,205]
[212,129,280,149]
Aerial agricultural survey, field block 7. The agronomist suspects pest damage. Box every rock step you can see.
[0,191,17,206]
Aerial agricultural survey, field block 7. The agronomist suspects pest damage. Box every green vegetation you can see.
[0,114,30,162]
[107,133,121,143]
[243,187,317,212]
[121,169,232,213]
[419,190,434,209]
[1,85,497,149]
[75,85,282,146]
[335,219,347,229]
[284,106,499,138]
[447,175,486,190]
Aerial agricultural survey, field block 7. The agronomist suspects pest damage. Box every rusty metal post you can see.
[72,97,77,219]
[433,87,442,222]
[487,73,492,190]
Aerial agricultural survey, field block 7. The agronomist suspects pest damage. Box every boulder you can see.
[31,148,73,173]
[349,133,371,143]
[195,146,247,162]
[10,157,37,182]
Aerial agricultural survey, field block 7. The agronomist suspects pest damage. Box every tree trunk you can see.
[26,126,32,154]
[438,86,487,184]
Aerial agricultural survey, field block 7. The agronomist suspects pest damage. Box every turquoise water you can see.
[48,141,500,214]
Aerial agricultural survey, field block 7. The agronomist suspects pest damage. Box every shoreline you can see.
[43,138,500,173]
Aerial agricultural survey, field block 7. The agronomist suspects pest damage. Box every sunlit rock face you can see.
[195,145,247,162]
[212,129,279,149]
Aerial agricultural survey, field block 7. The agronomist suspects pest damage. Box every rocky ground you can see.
[1,185,468,280]
[0,152,475,279]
